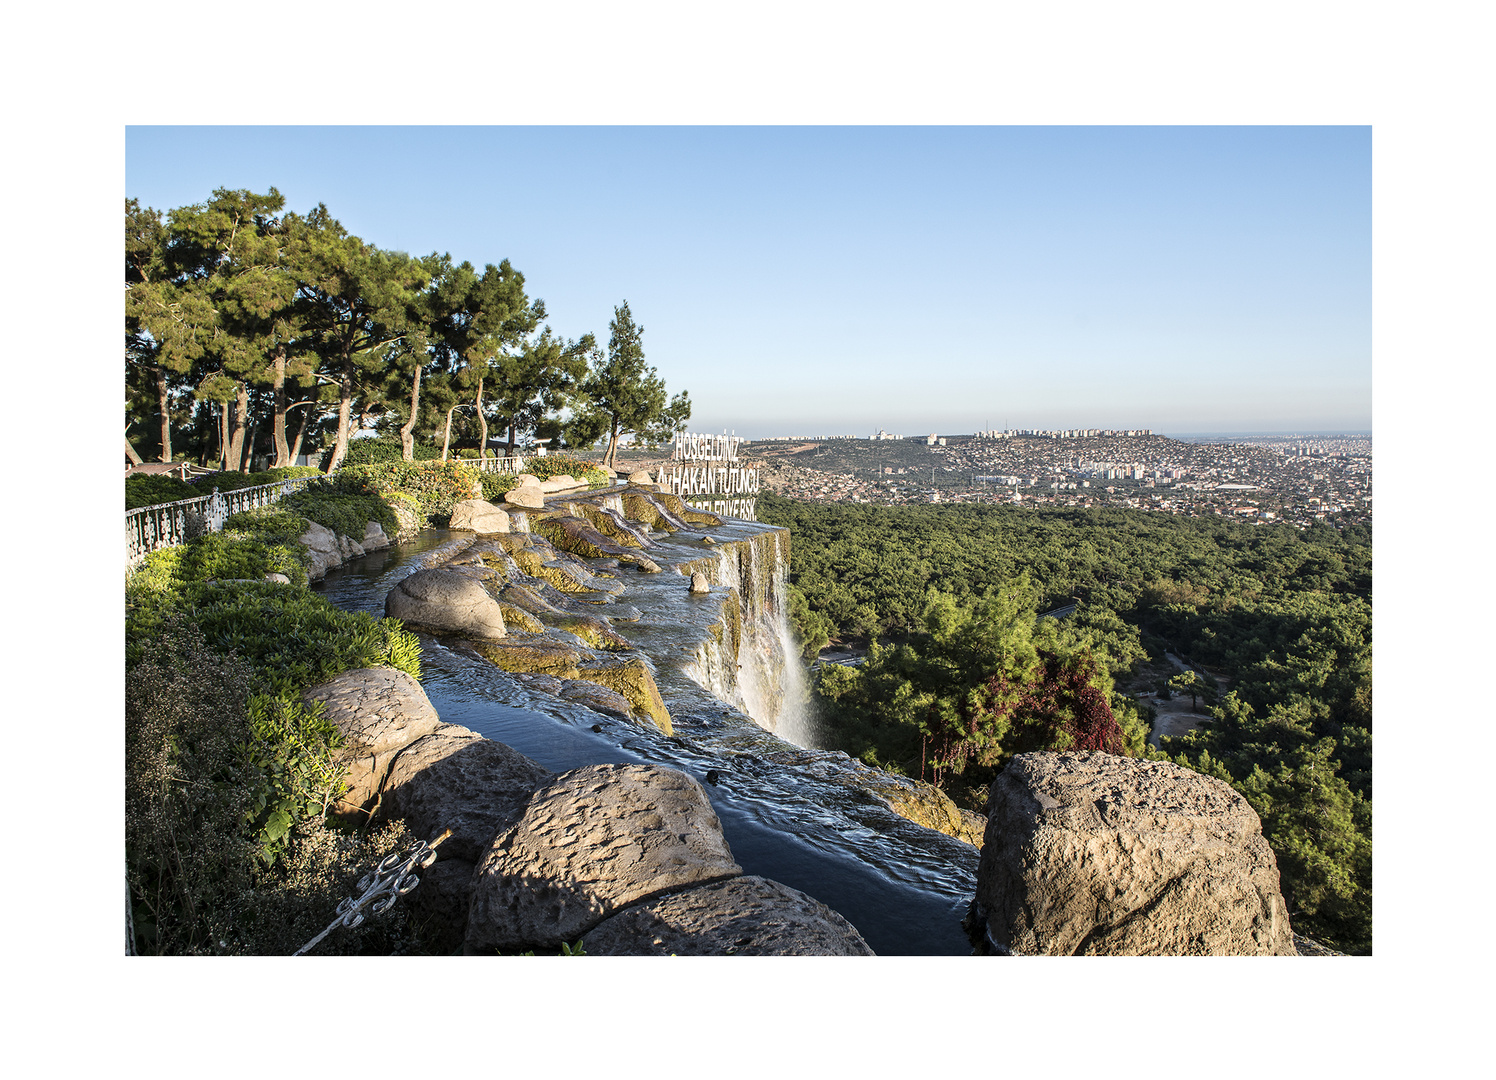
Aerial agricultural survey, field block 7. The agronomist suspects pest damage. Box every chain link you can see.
[293,828,452,956]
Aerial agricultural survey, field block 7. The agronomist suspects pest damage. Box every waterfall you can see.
[688,530,815,747]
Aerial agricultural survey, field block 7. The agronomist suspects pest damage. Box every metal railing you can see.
[463,455,527,475]
[126,475,322,570]
[126,456,527,570]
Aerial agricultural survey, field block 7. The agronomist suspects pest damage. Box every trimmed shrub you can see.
[185,466,322,495]
[169,532,308,586]
[526,454,612,487]
[127,576,420,694]
[282,480,400,541]
[126,473,197,509]
[334,461,481,521]
[341,435,442,466]
[479,472,519,501]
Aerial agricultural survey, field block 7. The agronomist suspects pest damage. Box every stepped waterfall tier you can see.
[314,483,983,954]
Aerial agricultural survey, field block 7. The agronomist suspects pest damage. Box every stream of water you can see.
[315,527,976,955]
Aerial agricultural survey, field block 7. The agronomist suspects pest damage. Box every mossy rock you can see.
[477,550,524,582]
[475,641,581,678]
[649,489,723,526]
[575,659,673,735]
[497,603,546,635]
[561,502,653,547]
[709,587,742,661]
[557,614,634,651]
[509,547,546,577]
[621,490,687,532]
[532,515,616,560]
[498,582,564,617]
[535,561,623,596]
[534,513,661,571]
[859,774,976,845]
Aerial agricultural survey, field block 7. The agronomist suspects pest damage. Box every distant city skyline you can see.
[126,126,1371,437]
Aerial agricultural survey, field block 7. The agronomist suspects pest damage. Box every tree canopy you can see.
[125,192,690,472]
[575,302,690,468]
[760,492,1372,953]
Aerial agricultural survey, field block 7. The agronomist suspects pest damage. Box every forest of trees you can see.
[758,492,1372,954]
[126,188,688,472]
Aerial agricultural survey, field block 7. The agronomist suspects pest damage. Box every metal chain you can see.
[293,828,452,956]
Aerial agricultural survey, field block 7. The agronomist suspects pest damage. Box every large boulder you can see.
[362,520,392,550]
[302,667,443,818]
[575,658,672,734]
[464,763,742,952]
[448,500,511,534]
[974,752,1295,956]
[539,474,585,493]
[385,568,508,639]
[379,722,554,864]
[299,520,345,580]
[583,876,875,956]
[503,479,546,510]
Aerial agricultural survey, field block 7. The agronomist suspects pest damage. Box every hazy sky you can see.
[126,126,1370,439]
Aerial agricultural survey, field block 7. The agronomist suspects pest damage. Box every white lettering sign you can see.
[667,431,759,519]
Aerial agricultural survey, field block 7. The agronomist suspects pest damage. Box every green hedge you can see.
[341,436,442,466]
[127,561,421,696]
[333,461,480,520]
[125,473,197,509]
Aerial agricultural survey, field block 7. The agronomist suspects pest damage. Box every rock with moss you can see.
[474,640,582,678]
[583,875,875,956]
[621,489,689,532]
[535,560,625,597]
[385,568,507,639]
[464,763,741,952]
[531,515,662,572]
[861,773,981,846]
[556,614,635,651]
[647,488,723,526]
[555,679,635,720]
[575,658,672,735]
[560,501,655,548]
[497,581,567,618]
[496,603,546,634]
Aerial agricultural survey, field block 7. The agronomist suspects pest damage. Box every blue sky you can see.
[126,126,1370,439]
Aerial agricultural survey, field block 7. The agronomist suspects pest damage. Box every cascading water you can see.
[313,518,978,955]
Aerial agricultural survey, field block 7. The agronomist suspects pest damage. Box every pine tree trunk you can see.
[441,405,454,461]
[400,365,421,461]
[506,418,518,458]
[325,359,354,473]
[290,406,312,465]
[125,434,145,466]
[217,402,229,470]
[226,383,250,473]
[272,346,291,467]
[156,367,172,463]
[475,378,487,461]
[604,419,621,469]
